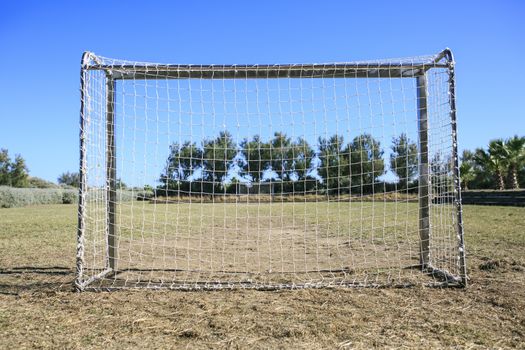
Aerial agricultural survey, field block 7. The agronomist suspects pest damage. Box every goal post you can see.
[76,49,467,291]
[105,75,118,272]
[416,74,430,268]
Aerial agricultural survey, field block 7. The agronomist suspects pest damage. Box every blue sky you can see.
[0,0,523,183]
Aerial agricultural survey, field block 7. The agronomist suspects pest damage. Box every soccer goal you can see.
[76,49,467,290]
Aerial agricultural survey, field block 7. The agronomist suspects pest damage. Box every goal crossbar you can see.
[82,50,452,80]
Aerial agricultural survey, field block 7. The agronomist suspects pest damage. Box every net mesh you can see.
[77,51,465,290]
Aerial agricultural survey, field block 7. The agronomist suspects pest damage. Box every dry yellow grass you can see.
[0,204,524,348]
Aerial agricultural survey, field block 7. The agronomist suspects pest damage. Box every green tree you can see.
[9,155,29,187]
[203,131,237,189]
[459,150,476,190]
[292,137,315,180]
[289,137,316,193]
[460,149,492,189]
[225,177,243,194]
[58,171,80,188]
[116,178,127,189]
[475,139,507,190]
[389,133,418,189]
[160,141,203,190]
[241,134,315,193]
[0,149,11,185]
[240,135,269,183]
[429,152,455,193]
[346,134,385,194]
[459,162,474,190]
[503,135,525,189]
[268,132,294,181]
[318,134,346,194]
[0,149,29,187]
[519,167,525,189]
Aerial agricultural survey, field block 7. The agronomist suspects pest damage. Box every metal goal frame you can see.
[76,49,467,291]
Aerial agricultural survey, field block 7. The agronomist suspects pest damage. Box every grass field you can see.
[0,203,524,348]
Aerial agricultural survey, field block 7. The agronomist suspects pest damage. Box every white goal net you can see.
[77,49,466,290]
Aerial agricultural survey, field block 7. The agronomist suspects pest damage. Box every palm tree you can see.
[475,140,507,190]
[459,161,475,190]
[504,136,525,189]
[459,150,477,190]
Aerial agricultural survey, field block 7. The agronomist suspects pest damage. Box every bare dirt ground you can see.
[80,201,457,289]
[0,204,524,349]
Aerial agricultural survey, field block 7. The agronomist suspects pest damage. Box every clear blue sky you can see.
[0,0,523,183]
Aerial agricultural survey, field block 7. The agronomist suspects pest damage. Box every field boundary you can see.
[148,192,419,204]
[461,190,525,206]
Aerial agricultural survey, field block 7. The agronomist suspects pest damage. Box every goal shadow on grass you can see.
[0,266,75,295]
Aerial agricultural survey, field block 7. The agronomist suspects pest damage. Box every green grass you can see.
[0,203,524,348]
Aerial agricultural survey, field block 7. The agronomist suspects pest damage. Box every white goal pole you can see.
[75,52,89,291]
[445,49,468,287]
[416,74,430,269]
[105,74,118,272]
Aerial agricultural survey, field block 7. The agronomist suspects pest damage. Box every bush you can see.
[116,190,136,202]
[62,191,78,204]
[136,190,154,201]
[0,186,78,208]
[0,186,138,208]
[27,177,59,189]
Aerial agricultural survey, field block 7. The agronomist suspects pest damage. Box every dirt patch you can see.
[79,201,459,289]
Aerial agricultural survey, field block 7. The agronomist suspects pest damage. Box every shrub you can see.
[0,186,137,208]
[28,176,59,189]
[117,190,135,202]
[62,191,78,204]
[0,186,78,208]
[136,190,154,201]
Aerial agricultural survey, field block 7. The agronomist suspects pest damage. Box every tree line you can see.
[0,149,81,189]
[158,131,420,195]
[460,136,525,190]
[4,134,522,194]
[0,149,30,187]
